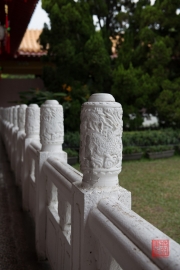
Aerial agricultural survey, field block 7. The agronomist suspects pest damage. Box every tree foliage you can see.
[40,0,112,131]
[111,0,180,128]
[40,0,110,93]
[40,0,180,130]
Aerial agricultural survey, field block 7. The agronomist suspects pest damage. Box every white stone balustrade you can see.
[0,94,180,270]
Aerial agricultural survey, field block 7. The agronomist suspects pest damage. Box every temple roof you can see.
[1,29,48,75]
[18,29,46,57]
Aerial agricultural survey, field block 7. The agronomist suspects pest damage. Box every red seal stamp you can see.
[152,239,169,257]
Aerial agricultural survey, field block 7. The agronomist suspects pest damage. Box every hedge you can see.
[63,129,180,149]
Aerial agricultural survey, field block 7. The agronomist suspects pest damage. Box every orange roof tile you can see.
[18,29,47,57]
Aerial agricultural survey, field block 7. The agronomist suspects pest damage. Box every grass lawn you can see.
[120,156,180,244]
[73,156,180,244]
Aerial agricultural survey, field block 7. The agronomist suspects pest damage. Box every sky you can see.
[28,0,50,29]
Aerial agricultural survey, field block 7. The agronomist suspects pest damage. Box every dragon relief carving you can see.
[40,107,63,145]
[80,106,122,170]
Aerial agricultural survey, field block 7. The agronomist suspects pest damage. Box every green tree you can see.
[112,0,180,128]
[155,79,180,127]
[40,0,110,93]
[40,0,112,131]
[40,0,180,129]
[86,0,131,52]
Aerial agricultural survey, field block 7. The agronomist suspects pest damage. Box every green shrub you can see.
[18,88,66,106]
[64,132,80,149]
[64,148,78,157]
[63,129,179,151]
[123,146,142,154]
[146,145,174,153]
[123,129,180,147]
[177,145,180,154]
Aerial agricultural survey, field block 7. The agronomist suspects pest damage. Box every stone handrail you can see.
[0,94,180,270]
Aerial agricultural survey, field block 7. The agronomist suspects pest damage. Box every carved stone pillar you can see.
[72,94,130,270]
[18,104,27,131]
[5,108,9,123]
[36,100,66,259]
[40,100,64,152]
[11,107,13,124]
[80,93,123,187]
[9,107,13,125]
[15,105,27,186]
[10,105,20,171]
[3,108,6,123]
[13,105,19,128]
[25,104,40,139]
[7,108,10,123]
[22,104,40,211]
[6,107,13,157]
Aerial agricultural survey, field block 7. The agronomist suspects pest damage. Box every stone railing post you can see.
[36,100,67,260]
[11,105,19,170]
[71,93,131,270]
[40,100,64,152]
[80,93,123,187]
[10,106,14,126]
[25,104,40,140]
[22,104,40,211]
[7,106,14,158]
[3,108,8,148]
[13,105,19,128]
[15,104,27,186]
[18,104,27,132]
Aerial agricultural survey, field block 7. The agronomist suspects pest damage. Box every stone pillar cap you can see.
[44,100,59,105]
[29,104,39,108]
[88,93,115,102]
